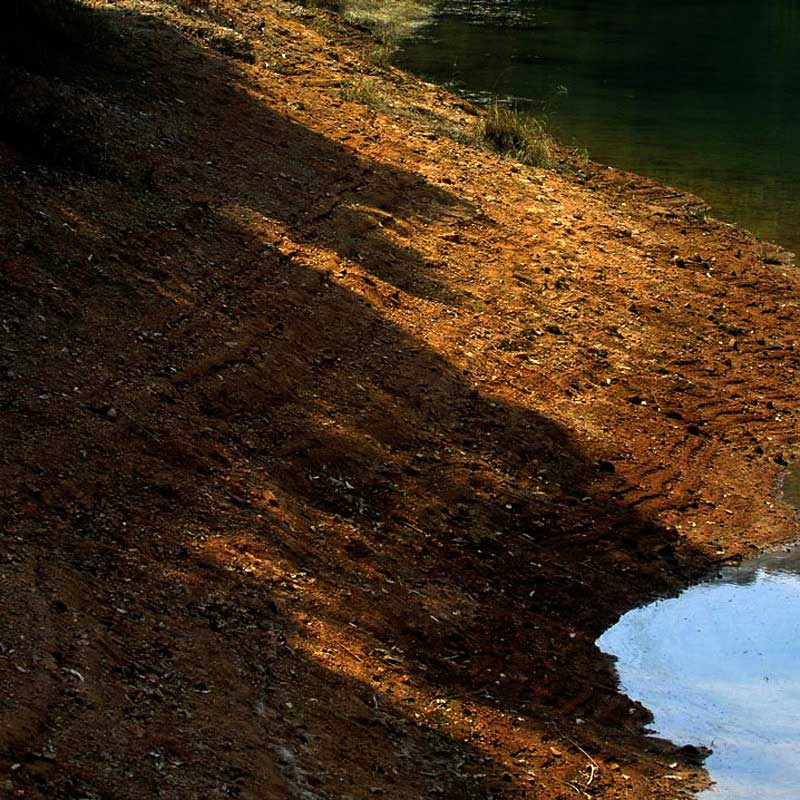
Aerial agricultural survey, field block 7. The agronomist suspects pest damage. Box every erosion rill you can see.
[0,2,798,799]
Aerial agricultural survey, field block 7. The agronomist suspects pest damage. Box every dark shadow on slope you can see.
[0,0,128,174]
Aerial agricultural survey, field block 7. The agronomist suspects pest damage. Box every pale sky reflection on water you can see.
[597,551,800,799]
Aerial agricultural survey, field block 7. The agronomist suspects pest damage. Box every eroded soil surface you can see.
[2,2,799,798]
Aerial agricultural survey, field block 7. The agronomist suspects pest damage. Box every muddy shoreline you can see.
[1,2,799,798]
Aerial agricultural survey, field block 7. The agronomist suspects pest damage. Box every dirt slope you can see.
[1,2,799,798]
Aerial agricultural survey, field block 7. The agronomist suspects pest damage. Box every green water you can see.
[398,1,800,252]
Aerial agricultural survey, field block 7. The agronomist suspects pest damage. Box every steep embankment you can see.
[1,2,799,799]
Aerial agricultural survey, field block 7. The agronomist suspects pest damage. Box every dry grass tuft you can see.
[338,76,387,109]
[341,0,430,43]
[476,104,554,168]
[304,0,430,64]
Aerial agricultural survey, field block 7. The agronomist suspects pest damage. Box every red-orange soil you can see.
[1,2,799,798]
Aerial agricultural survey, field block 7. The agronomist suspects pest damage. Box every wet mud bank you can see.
[1,2,799,799]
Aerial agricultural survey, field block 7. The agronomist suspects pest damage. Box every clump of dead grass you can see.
[338,76,387,108]
[475,103,554,168]
[304,0,430,64]
[341,0,430,44]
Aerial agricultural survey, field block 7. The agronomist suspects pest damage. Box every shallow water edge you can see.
[597,467,800,800]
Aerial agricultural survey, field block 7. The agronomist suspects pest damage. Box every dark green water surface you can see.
[397,1,800,252]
